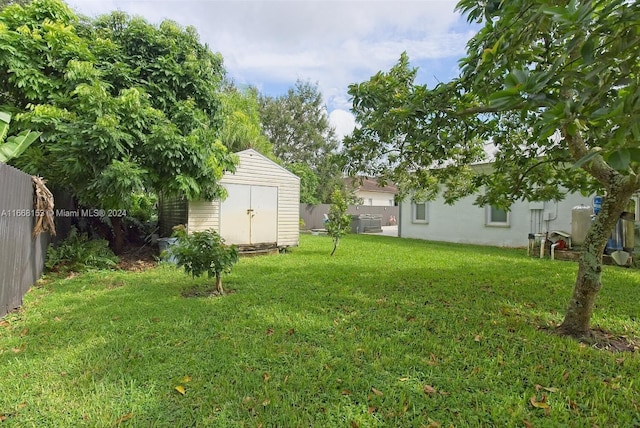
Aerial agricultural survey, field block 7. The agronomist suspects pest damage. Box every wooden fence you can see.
[0,163,48,319]
[300,203,399,230]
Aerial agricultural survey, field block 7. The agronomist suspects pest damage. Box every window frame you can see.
[412,201,428,224]
[486,205,510,227]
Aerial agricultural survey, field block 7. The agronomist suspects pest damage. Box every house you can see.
[159,149,300,250]
[399,190,597,248]
[346,177,397,206]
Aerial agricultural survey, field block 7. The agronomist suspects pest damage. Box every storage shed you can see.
[159,149,300,250]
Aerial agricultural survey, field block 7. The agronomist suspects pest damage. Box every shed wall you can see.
[188,150,300,247]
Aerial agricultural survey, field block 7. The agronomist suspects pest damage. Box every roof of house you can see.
[345,177,398,194]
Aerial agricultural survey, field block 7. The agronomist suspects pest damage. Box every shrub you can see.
[46,227,119,272]
[326,188,351,256]
[171,227,239,294]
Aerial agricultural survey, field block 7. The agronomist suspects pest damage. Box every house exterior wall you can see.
[399,191,594,248]
[187,149,300,247]
[356,190,395,206]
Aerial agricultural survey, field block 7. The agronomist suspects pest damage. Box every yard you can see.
[1,234,639,426]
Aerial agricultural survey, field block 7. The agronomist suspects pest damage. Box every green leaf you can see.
[488,89,521,109]
[628,148,640,163]
[0,130,42,163]
[572,149,601,169]
[581,37,595,65]
[605,149,631,171]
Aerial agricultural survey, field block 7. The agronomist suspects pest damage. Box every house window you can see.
[486,205,509,227]
[412,202,428,223]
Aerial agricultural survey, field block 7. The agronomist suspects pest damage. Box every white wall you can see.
[356,190,395,206]
[400,192,594,247]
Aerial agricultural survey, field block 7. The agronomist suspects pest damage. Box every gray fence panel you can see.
[300,203,398,230]
[0,163,48,319]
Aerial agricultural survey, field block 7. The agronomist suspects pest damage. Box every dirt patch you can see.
[181,287,236,298]
[546,325,638,353]
[116,245,158,272]
[580,328,639,353]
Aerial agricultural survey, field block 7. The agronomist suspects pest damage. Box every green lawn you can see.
[1,234,639,427]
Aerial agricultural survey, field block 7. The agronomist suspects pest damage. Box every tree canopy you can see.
[218,83,273,157]
[343,0,640,337]
[259,79,342,203]
[0,0,236,251]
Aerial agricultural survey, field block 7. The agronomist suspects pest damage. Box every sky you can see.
[64,0,479,139]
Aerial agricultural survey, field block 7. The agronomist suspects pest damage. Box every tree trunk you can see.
[215,274,224,295]
[331,237,339,256]
[558,185,635,337]
[111,216,125,255]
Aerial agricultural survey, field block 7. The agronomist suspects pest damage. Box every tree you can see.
[326,187,351,256]
[260,79,341,202]
[0,0,236,252]
[286,162,320,205]
[343,0,640,338]
[0,111,40,163]
[218,83,273,156]
[171,227,238,295]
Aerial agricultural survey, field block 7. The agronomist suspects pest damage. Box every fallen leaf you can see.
[371,387,383,396]
[563,371,569,381]
[523,419,534,428]
[284,375,289,383]
[423,385,437,395]
[263,372,270,382]
[262,399,270,406]
[425,421,441,428]
[428,353,438,366]
[287,328,295,335]
[543,386,558,393]
[17,403,26,410]
[11,348,22,354]
[351,421,359,428]
[474,335,482,342]
[399,377,409,382]
[569,400,578,410]
[114,412,133,424]
[175,385,186,395]
[530,395,550,409]
[180,375,191,383]
[368,406,377,414]
[20,328,28,337]
[0,320,9,327]
[242,396,252,403]
[341,389,352,395]
[0,415,6,422]
[402,402,409,413]
[266,328,274,336]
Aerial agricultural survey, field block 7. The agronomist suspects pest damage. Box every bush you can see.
[171,227,239,294]
[46,227,119,272]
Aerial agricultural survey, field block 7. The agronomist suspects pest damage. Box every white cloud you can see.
[66,0,476,113]
[329,109,356,141]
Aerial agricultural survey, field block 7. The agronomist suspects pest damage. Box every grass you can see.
[1,234,639,427]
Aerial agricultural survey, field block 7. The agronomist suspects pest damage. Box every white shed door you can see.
[220,183,278,245]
